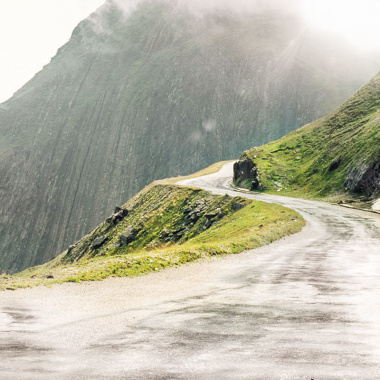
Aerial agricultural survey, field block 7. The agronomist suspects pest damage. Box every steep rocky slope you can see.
[0,181,304,289]
[234,71,380,199]
[0,0,378,272]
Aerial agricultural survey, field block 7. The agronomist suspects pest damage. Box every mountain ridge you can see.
[0,0,378,272]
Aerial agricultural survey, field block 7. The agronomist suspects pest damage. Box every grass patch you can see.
[0,183,304,290]
[235,72,380,202]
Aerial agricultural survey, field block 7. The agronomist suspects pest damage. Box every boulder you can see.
[328,158,342,172]
[231,202,244,211]
[205,209,220,219]
[203,219,213,230]
[172,227,186,239]
[184,208,202,224]
[92,235,108,249]
[344,161,380,196]
[111,208,128,224]
[119,226,139,246]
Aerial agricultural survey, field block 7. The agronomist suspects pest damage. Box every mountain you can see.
[0,0,378,272]
[234,71,380,199]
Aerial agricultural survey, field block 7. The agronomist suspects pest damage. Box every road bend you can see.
[1,162,380,379]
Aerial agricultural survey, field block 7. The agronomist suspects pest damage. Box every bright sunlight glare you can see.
[299,0,380,51]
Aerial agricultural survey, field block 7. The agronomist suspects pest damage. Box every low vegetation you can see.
[0,164,304,290]
[234,72,380,204]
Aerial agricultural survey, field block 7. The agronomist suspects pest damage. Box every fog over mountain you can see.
[0,0,378,272]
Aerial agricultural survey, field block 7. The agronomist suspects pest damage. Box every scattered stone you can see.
[111,208,128,223]
[231,202,244,211]
[328,158,342,172]
[203,219,213,230]
[184,209,202,224]
[159,229,170,239]
[119,226,139,246]
[68,244,76,253]
[205,209,220,219]
[107,207,129,224]
[92,235,108,249]
[172,227,186,239]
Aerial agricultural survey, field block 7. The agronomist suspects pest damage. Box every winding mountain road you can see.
[1,162,380,379]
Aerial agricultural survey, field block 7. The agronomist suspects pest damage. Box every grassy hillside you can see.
[0,0,377,272]
[0,179,304,290]
[234,72,380,201]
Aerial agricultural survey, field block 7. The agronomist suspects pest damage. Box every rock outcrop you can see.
[61,184,250,263]
[233,154,262,191]
[119,226,140,246]
[344,161,380,196]
[91,236,108,249]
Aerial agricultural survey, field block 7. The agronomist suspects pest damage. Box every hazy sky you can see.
[0,0,380,103]
[0,0,104,103]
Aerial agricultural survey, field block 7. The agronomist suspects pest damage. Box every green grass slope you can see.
[234,72,380,200]
[0,177,304,290]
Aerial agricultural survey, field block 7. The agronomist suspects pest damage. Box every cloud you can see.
[87,0,143,34]
[109,0,144,15]
[106,0,302,19]
[179,0,300,15]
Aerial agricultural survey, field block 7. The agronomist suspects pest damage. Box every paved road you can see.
[1,163,380,379]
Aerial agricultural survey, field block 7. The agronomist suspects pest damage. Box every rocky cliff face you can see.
[344,161,380,196]
[0,0,378,272]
